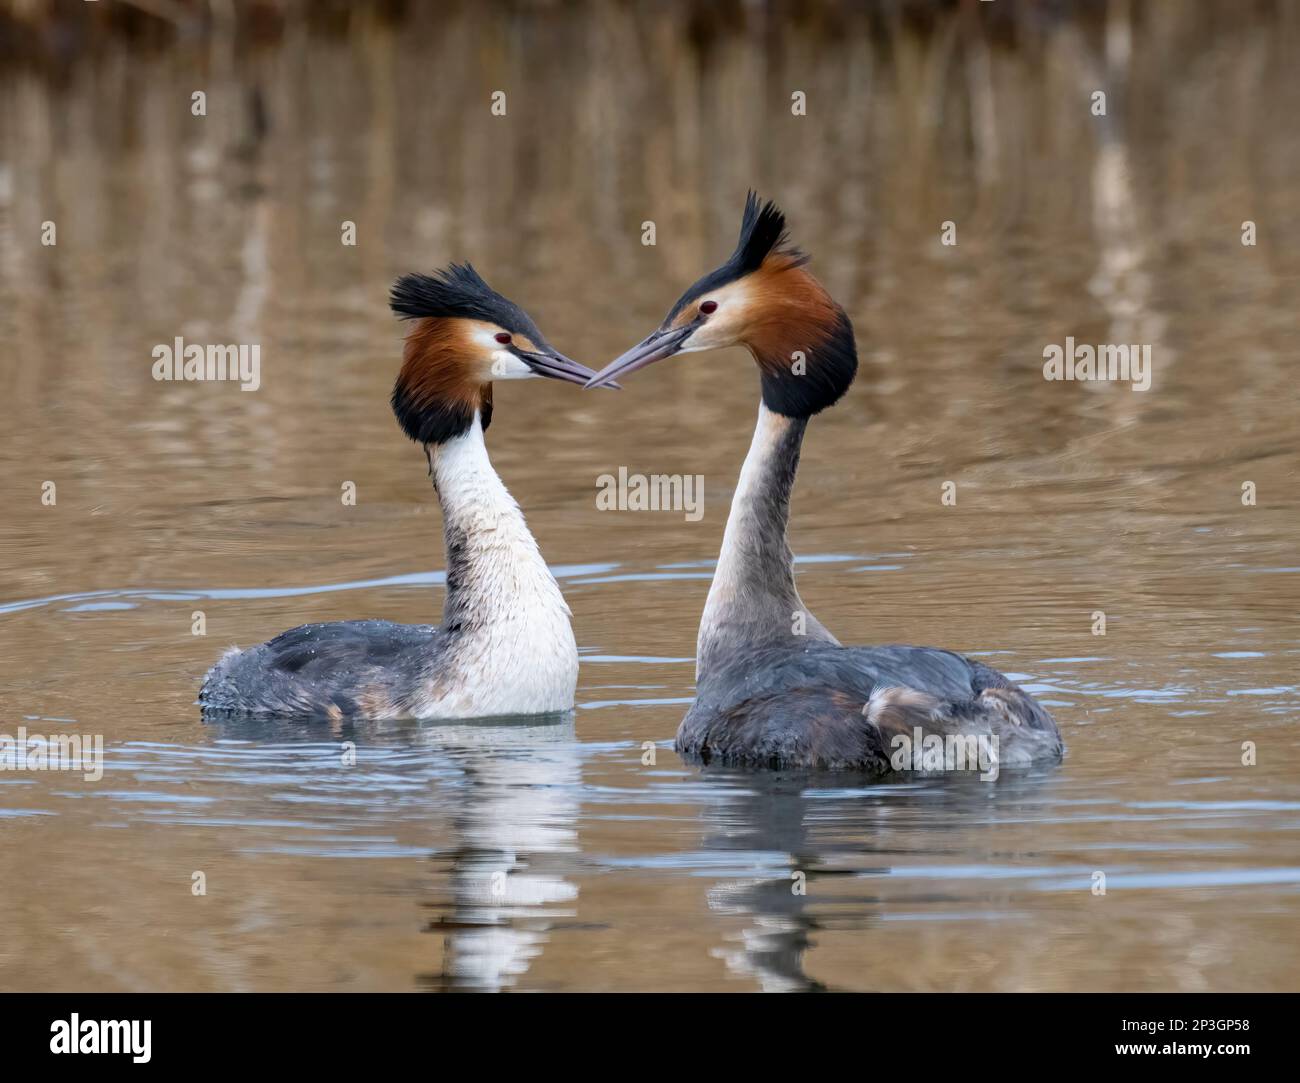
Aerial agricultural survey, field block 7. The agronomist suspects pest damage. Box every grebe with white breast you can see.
[200,264,607,720]
[586,195,1063,772]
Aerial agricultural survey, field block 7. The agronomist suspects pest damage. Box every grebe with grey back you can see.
[200,264,610,720]
[586,195,1063,772]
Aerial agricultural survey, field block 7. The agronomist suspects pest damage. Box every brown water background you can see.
[1,1,1298,991]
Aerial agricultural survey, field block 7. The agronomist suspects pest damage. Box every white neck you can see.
[697,403,838,679]
[419,415,578,716]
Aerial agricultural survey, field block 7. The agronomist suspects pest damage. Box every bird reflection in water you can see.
[414,716,582,992]
[698,767,1062,992]
[201,710,582,992]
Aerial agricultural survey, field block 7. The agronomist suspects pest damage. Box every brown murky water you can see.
[1,3,1298,991]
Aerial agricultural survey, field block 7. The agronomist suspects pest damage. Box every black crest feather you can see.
[733,191,805,274]
[389,263,550,347]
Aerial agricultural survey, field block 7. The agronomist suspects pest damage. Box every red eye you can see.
[494,332,512,344]
[700,300,718,315]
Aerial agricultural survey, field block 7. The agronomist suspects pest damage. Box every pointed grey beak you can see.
[583,325,693,389]
[517,349,620,389]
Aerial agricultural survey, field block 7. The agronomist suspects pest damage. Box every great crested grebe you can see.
[586,194,1063,772]
[200,263,607,721]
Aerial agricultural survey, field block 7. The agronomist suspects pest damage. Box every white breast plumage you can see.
[411,416,578,718]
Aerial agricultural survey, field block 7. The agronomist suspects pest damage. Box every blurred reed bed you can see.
[3,0,1297,352]
[2,1,1295,65]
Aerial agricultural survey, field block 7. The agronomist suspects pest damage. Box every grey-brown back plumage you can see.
[679,640,1061,771]
[199,620,449,718]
